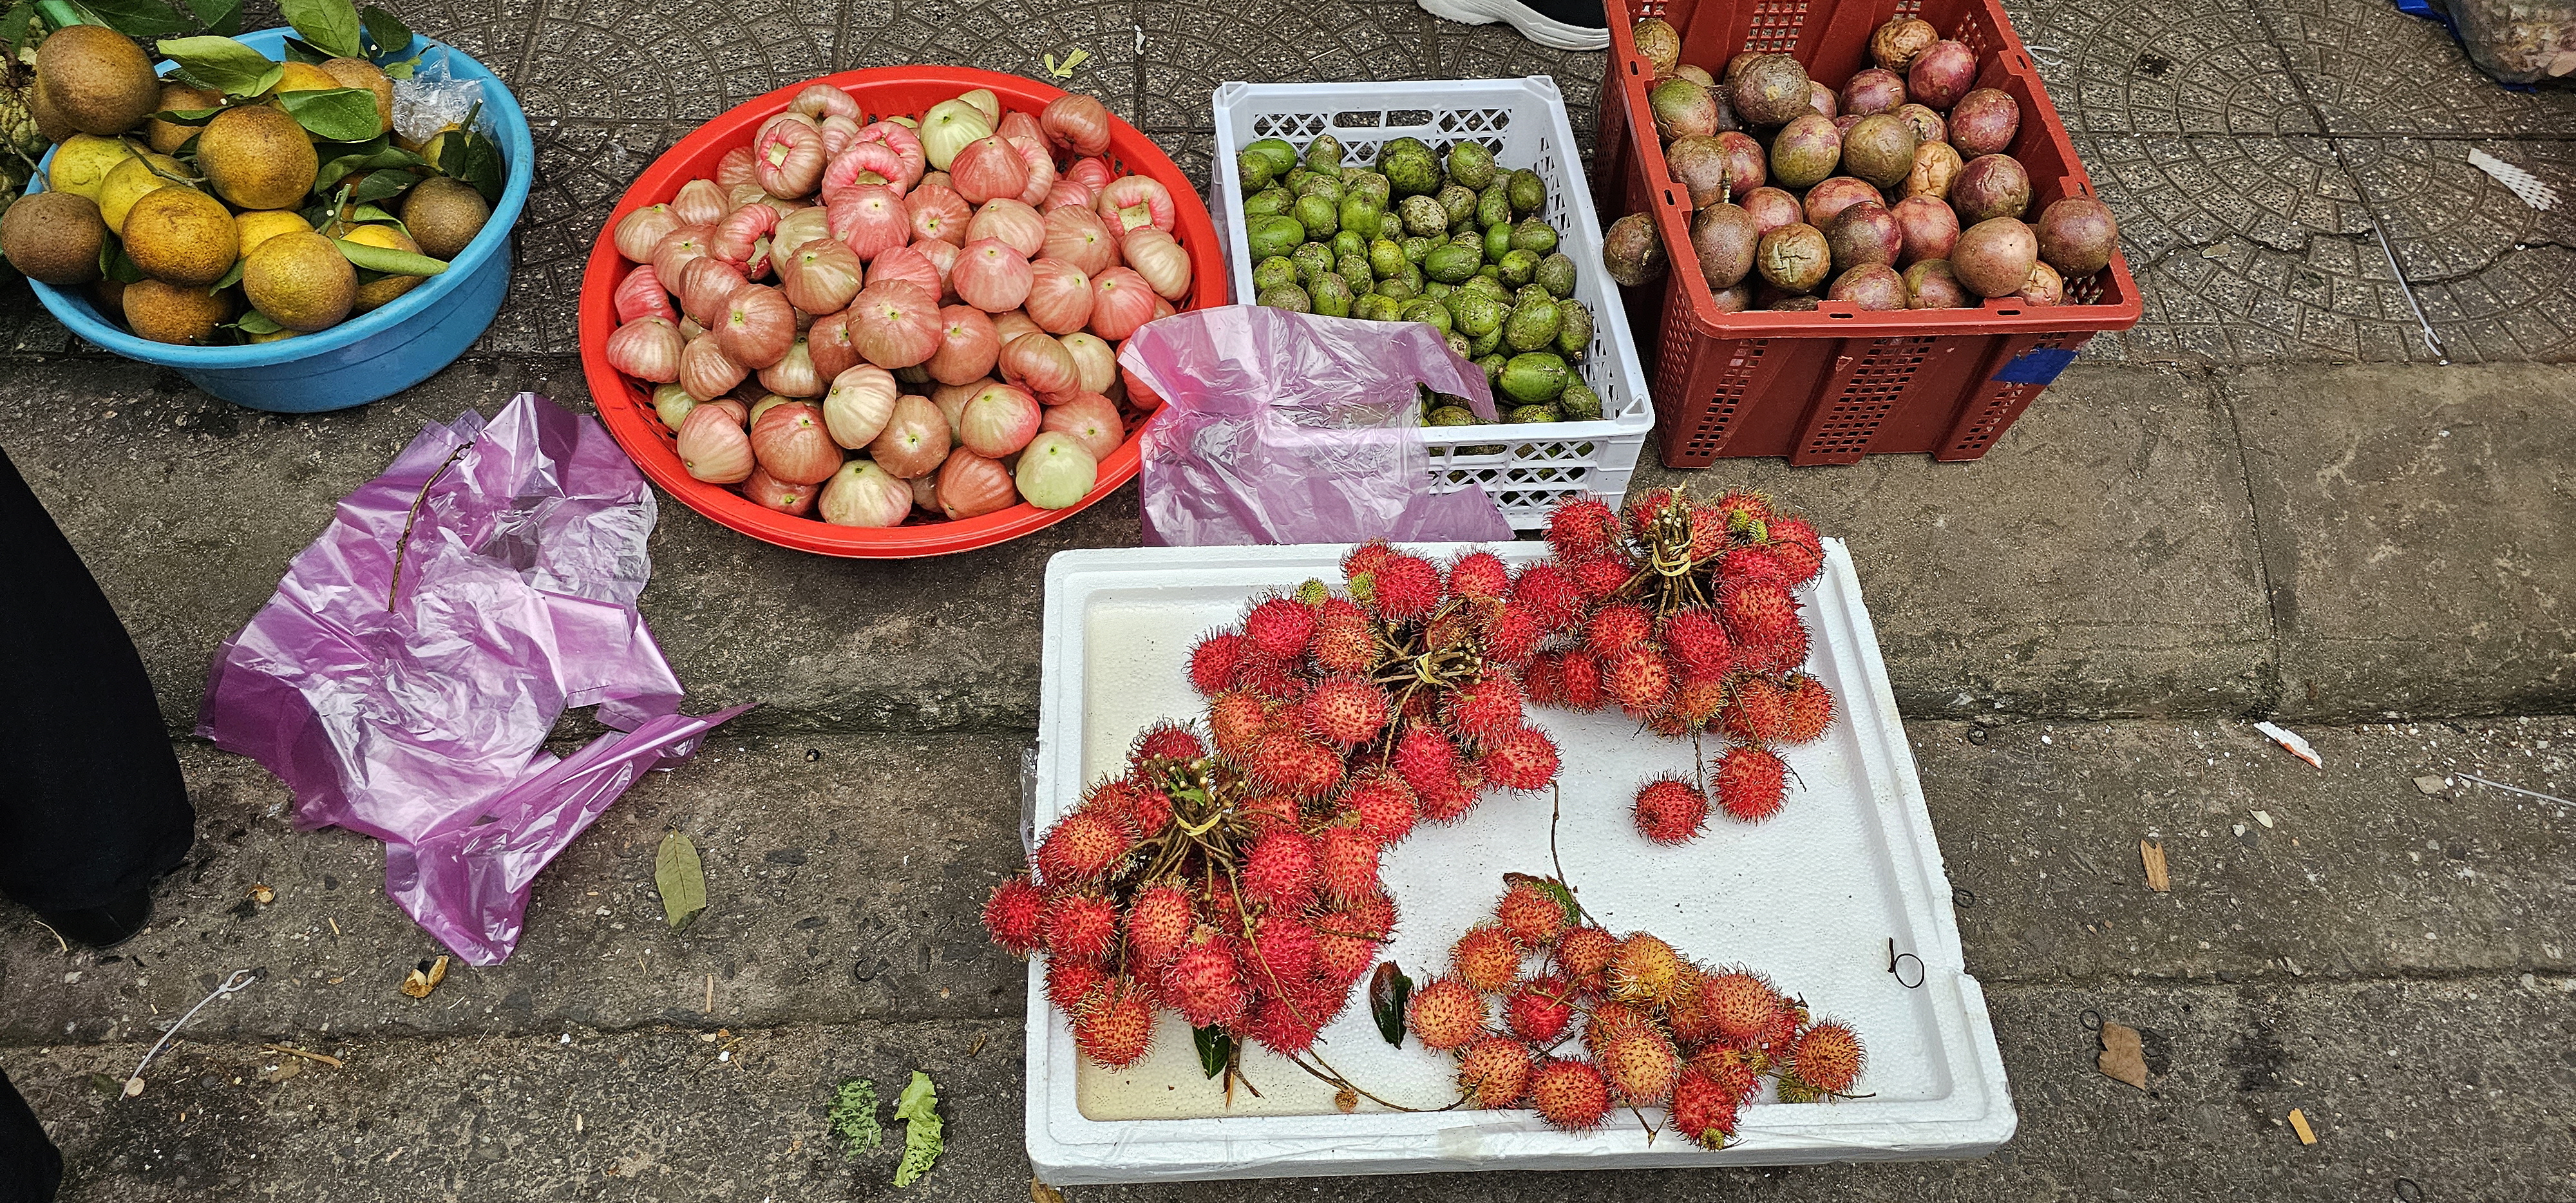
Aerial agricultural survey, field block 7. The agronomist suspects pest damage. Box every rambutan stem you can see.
[1287,1052,1456,1113]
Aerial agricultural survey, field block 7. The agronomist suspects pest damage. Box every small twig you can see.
[2458,772,2572,811]
[386,442,473,613]
[28,919,66,955]
[1291,1051,1456,1113]
[262,1045,345,1070]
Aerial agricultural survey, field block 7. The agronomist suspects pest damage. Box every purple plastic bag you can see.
[1119,307,1515,547]
[198,393,744,965]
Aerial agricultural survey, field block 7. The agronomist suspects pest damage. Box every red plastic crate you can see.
[1595,0,2142,466]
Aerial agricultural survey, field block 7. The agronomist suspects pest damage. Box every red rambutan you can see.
[1161,927,1251,1028]
[1765,515,1826,584]
[1662,965,1724,1047]
[1557,650,1605,711]
[1598,1028,1682,1105]
[1315,928,1379,986]
[1314,824,1383,902]
[1341,891,1398,938]
[1712,489,1772,538]
[1451,924,1526,994]
[1244,596,1318,659]
[1521,652,1563,705]
[1392,724,1461,802]
[1302,676,1392,746]
[1188,630,1248,696]
[1244,992,1323,1056]
[1584,999,1658,1052]
[1779,673,1834,743]
[1711,746,1788,822]
[1370,554,1443,621]
[1341,540,1394,591]
[1132,720,1206,764]
[1478,726,1560,791]
[1787,1019,1865,1094]
[1660,607,1732,678]
[1567,554,1633,601]
[1045,956,1109,1012]
[1668,675,1728,731]
[1124,882,1197,971]
[1341,771,1419,844]
[981,875,1047,954]
[1042,892,1120,963]
[1633,775,1710,844]
[1242,727,1323,791]
[1443,674,1526,743]
[1703,970,1781,1047]
[1527,1058,1613,1131]
[1691,1043,1765,1101]
[1208,690,1271,758]
[1720,581,1801,650]
[1496,879,1573,949]
[1447,551,1512,602]
[1622,486,1678,537]
[1457,1035,1537,1108]
[1510,562,1585,628]
[1290,738,1347,798]
[1246,914,1321,990]
[1036,808,1131,886]
[1240,829,1320,913]
[1723,676,1794,743]
[1505,973,1576,1043]
[1236,788,1300,832]
[1546,496,1622,562]
[1718,544,1788,588]
[1584,602,1654,656]
[1733,620,1810,675]
[1686,503,1728,562]
[1601,643,1674,715]
[1607,933,1685,1005]
[1423,606,1479,653]
[1231,647,1307,701]
[1555,925,1619,988]
[1668,1067,1741,1148]
[1481,600,1549,665]
[1415,772,1479,824]
[1311,612,1376,676]
[1406,976,1488,1052]
[1072,979,1157,1068]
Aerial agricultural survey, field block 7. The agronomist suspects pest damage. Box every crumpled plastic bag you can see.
[2425,0,2576,83]
[1118,306,1515,547]
[198,393,745,965]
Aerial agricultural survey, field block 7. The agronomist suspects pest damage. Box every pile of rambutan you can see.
[1518,488,1839,842]
[1406,875,1866,1145]
[987,544,1567,1073]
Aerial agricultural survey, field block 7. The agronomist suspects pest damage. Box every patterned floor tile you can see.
[2258,0,2576,137]
[2002,0,2316,135]
[2336,136,2576,362]
[1137,0,1443,130]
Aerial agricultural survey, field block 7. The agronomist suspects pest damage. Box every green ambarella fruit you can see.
[1558,381,1604,421]
[1346,171,1392,209]
[1534,251,1578,298]
[1515,283,1556,310]
[1445,331,1472,359]
[1428,404,1479,426]
[1354,292,1403,321]
[1484,222,1513,263]
[1246,216,1305,261]
[1368,239,1406,279]
[1556,298,1595,358]
[1474,354,1506,386]
[1337,252,1374,285]
[1446,141,1498,191]
[1379,140,1441,198]
[1244,186,1294,220]
[1437,184,1478,229]
[1253,255,1298,294]
[1466,326,1503,358]
[1291,241,1336,285]
[1450,229,1482,252]
[1451,291,1504,339]
[1507,404,1560,424]
[1506,169,1546,216]
[1309,272,1354,317]
[1303,133,1345,172]
[1243,137,1298,176]
[1294,174,1345,204]
[1398,194,1446,238]
[1401,236,1434,266]
[1282,167,1316,194]
[1457,274,1508,303]
[1504,296,1560,352]
[1291,193,1339,238]
[1332,229,1367,259]
[1477,183,1511,228]
[1425,241,1481,284]
[1497,248,1539,289]
[1374,272,1417,302]
[1498,352,1569,404]
[1509,218,1558,256]
[1256,283,1313,312]
[1338,198,1380,242]
[1423,280,1452,301]
[1401,298,1452,335]
[1237,150,1276,191]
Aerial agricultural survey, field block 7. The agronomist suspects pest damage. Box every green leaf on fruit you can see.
[280,86,383,143]
[71,0,196,38]
[234,309,282,334]
[335,238,442,276]
[357,3,407,57]
[891,1071,943,1187]
[152,103,228,126]
[99,234,142,284]
[278,33,327,62]
[279,0,363,58]
[433,100,505,205]
[1191,1025,1231,1079]
[184,0,239,35]
[653,829,706,930]
[1,4,39,57]
[346,170,413,205]
[380,56,413,78]
[158,34,276,95]
[209,256,244,292]
[1504,871,1581,927]
[1369,961,1412,1047]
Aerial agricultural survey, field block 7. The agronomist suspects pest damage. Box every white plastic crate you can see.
[1209,79,1655,529]
[1025,540,2015,1185]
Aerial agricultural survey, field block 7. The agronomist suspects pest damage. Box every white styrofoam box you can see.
[1208,79,1654,529]
[1027,540,2014,1186]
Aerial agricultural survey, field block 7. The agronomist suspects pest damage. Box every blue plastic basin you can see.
[24,28,534,412]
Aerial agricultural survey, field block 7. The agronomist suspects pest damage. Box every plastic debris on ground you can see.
[1119,306,1513,547]
[2254,721,2324,769]
[198,393,748,965]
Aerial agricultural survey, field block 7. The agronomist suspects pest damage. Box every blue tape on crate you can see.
[1990,346,2079,386]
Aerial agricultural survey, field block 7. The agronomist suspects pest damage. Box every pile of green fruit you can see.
[0,0,503,346]
[1235,133,1604,426]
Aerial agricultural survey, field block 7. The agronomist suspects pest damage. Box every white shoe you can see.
[1416,0,1611,51]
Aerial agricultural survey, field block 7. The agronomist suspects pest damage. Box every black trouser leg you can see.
[0,1070,61,1203]
[0,447,193,916]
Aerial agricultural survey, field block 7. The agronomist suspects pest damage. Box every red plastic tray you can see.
[1594,0,2143,466]
[578,67,1228,557]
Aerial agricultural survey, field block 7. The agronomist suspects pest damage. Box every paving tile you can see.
[2076,132,2431,363]
[889,0,1150,128]
[2259,0,2576,138]
[507,0,837,128]
[1430,21,1604,156]
[2000,0,2315,135]
[2334,136,2576,364]
[1136,0,1443,130]
[2227,362,2576,719]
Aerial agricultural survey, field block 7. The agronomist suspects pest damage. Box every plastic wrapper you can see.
[2421,0,2576,82]
[199,393,744,964]
[1118,306,1515,547]
[392,50,492,144]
